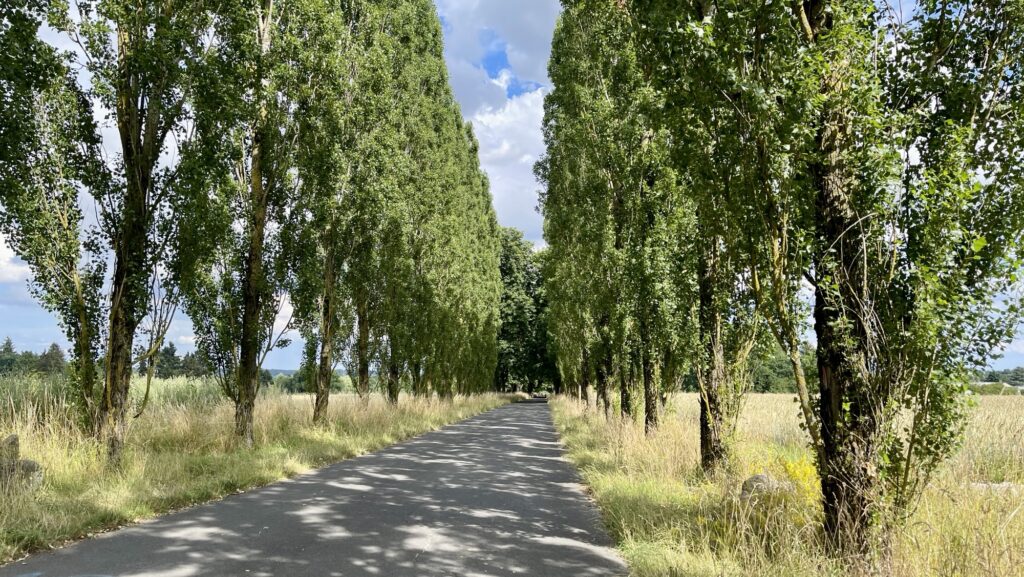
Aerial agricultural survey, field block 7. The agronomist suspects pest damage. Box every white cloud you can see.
[471,89,547,243]
[447,58,508,114]
[273,295,297,339]
[434,0,560,85]
[0,234,31,284]
[433,1,559,245]
[1004,337,1024,355]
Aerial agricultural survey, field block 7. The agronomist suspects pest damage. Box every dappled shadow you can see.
[0,402,627,577]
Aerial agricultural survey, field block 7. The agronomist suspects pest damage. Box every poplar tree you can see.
[0,0,106,428]
[4,0,214,461]
[540,0,694,430]
[630,0,1024,562]
[177,0,305,446]
[288,0,362,423]
[496,227,537,392]
[798,0,1024,559]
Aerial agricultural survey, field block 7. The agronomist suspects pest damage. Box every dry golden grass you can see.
[553,393,1024,577]
[0,375,513,563]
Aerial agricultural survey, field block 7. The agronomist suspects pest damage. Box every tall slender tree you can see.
[177,0,303,446]
[24,0,214,461]
[0,0,107,428]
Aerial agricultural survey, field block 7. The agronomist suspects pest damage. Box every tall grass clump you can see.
[0,371,512,563]
[553,394,1024,577]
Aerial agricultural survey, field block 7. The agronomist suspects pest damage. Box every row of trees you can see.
[975,366,1024,387]
[0,338,67,375]
[0,0,501,461]
[494,227,557,394]
[540,0,1024,567]
[137,343,212,381]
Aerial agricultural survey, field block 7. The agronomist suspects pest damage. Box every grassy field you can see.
[0,374,513,563]
[553,393,1024,577]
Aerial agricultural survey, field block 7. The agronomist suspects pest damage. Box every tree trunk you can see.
[812,69,880,560]
[313,243,336,425]
[99,290,136,464]
[580,351,590,407]
[235,124,269,449]
[99,172,148,464]
[641,335,658,434]
[619,363,631,419]
[234,3,277,448]
[73,310,98,432]
[697,234,728,472]
[386,341,401,405]
[356,297,370,400]
[411,360,423,396]
[784,325,824,465]
[789,0,886,559]
[424,369,434,398]
[596,351,611,419]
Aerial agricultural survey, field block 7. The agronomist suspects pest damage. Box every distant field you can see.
[553,393,1024,577]
[0,374,513,563]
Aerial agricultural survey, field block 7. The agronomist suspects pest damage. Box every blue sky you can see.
[2,0,1023,372]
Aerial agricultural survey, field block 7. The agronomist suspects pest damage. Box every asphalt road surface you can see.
[0,400,627,577]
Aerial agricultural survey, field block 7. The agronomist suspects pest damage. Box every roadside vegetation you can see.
[539,1,1024,572]
[1,371,513,563]
[553,395,1024,577]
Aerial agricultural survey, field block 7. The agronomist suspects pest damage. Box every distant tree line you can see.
[0,337,67,376]
[134,342,213,381]
[974,367,1024,388]
[494,228,558,395]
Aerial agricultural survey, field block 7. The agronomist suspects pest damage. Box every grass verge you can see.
[552,393,1024,577]
[1,374,515,563]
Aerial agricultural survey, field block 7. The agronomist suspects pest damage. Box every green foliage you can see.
[621,0,1024,558]
[0,0,106,425]
[496,228,555,392]
[539,0,695,423]
[0,338,68,376]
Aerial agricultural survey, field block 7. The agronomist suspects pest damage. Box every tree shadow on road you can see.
[0,402,627,577]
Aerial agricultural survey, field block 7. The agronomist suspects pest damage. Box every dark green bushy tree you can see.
[628,0,1024,563]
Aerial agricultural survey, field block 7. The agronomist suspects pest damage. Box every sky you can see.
[2,0,1023,372]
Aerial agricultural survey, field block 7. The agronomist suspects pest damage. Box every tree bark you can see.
[356,296,371,400]
[596,315,613,419]
[641,332,658,434]
[99,145,149,465]
[234,1,277,448]
[235,126,269,448]
[793,0,883,560]
[697,232,728,471]
[812,72,879,558]
[580,351,590,407]
[386,341,401,405]
[411,360,423,396]
[596,346,612,419]
[313,242,336,425]
[74,328,97,432]
[619,363,631,419]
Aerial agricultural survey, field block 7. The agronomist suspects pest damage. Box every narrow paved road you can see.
[1,401,626,577]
